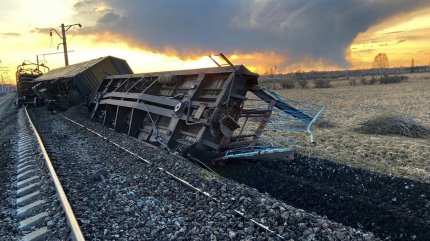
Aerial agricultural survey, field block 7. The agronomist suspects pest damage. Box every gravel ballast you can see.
[0,95,20,241]
[27,105,379,240]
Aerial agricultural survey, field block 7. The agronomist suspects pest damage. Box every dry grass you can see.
[274,72,430,182]
[357,115,429,138]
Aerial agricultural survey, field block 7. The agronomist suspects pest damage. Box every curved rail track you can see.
[14,107,84,241]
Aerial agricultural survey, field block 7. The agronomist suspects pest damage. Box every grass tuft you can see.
[357,115,430,138]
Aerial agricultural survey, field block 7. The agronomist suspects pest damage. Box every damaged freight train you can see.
[33,55,324,164]
[33,56,133,109]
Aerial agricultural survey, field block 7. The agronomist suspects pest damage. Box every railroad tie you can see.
[16,112,51,241]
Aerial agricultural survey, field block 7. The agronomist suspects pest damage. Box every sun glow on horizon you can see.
[1,1,430,85]
[348,7,430,69]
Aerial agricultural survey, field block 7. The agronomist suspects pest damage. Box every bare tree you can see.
[372,53,389,75]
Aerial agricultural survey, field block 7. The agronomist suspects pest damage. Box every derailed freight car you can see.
[33,56,132,109]
[34,56,324,164]
[88,65,324,164]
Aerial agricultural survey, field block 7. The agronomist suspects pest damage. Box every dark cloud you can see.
[97,11,121,24]
[74,0,430,67]
[73,0,111,16]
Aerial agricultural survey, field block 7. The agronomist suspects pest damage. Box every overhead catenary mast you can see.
[50,23,82,66]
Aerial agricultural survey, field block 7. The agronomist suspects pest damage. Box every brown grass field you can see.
[273,73,430,183]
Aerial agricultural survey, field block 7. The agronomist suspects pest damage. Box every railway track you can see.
[50,106,430,240]
[0,93,13,106]
[25,106,377,240]
[58,114,284,238]
[13,107,84,241]
[3,99,427,240]
[33,110,283,239]
[52,103,426,240]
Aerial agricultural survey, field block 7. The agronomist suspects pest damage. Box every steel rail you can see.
[60,114,284,239]
[0,94,12,105]
[24,108,85,241]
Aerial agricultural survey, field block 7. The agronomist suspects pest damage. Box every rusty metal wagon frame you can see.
[32,54,325,164]
[89,60,324,164]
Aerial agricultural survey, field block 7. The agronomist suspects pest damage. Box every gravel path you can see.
[0,95,20,241]
[28,105,379,240]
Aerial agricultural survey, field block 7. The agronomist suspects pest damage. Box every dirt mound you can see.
[357,115,430,138]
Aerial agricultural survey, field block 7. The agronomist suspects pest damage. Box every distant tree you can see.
[410,58,415,73]
[295,69,304,79]
[372,53,389,75]
[269,67,274,77]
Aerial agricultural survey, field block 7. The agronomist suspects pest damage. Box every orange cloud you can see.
[68,30,290,73]
[348,7,430,68]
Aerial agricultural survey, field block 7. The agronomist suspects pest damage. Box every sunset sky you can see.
[1,0,430,84]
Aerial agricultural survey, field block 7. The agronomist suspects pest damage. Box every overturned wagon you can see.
[34,55,324,164]
[89,64,324,164]
[33,56,132,109]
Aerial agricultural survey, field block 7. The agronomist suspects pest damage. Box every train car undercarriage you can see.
[88,57,324,164]
[31,54,324,164]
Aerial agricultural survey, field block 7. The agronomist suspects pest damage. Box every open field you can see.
[276,72,430,183]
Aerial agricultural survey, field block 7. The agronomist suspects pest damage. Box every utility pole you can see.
[36,55,40,72]
[50,23,82,66]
